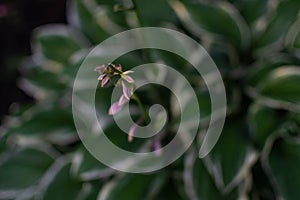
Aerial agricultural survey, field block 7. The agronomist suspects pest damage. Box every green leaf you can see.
[19,67,68,100]
[33,24,87,64]
[292,30,300,49]
[286,17,300,49]
[73,0,128,43]
[230,0,267,25]
[6,106,75,137]
[255,0,300,48]
[247,104,283,149]
[0,135,7,154]
[264,137,300,200]
[171,1,249,49]
[183,149,238,200]
[98,172,167,200]
[185,150,222,200]
[94,0,118,5]
[43,163,83,200]
[74,0,109,43]
[196,90,212,123]
[101,122,148,152]
[155,179,187,200]
[0,148,54,190]
[250,162,277,200]
[84,181,104,200]
[246,53,299,87]
[206,116,257,191]
[26,68,67,91]
[133,0,176,26]
[257,66,300,107]
[72,147,113,181]
[291,113,300,128]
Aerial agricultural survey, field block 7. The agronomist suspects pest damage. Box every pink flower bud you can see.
[101,76,110,87]
[115,64,122,71]
[122,81,131,100]
[94,65,106,74]
[108,102,123,115]
[128,118,143,142]
[122,74,134,83]
[128,123,137,142]
[153,136,162,155]
[118,94,128,106]
[97,74,105,80]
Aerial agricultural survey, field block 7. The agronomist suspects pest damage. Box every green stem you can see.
[131,0,154,63]
[131,1,154,124]
[132,93,150,123]
[131,0,144,27]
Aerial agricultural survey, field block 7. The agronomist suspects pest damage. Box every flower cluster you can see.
[95,63,134,115]
[95,64,162,150]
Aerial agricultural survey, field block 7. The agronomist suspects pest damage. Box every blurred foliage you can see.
[1,0,300,199]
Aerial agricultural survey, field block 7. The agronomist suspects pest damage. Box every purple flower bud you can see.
[122,74,134,83]
[128,124,137,142]
[101,76,110,87]
[128,118,143,142]
[153,136,161,155]
[98,74,106,80]
[122,81,131,100]
[108,102,123,115]
[94,65,106,74]
[115,64,122,71]
[118,94,128,106]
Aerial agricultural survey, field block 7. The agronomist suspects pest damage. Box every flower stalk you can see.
[95,63,150,141]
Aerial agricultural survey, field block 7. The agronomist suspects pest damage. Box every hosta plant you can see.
[1,0,300,199]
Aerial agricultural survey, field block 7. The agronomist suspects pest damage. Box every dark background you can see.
[0,0,66,123]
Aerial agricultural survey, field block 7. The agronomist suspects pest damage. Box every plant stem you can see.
[130,1,154,124]
[131,0,144,27]
[132,93,150,123]
[131,0,154,63]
